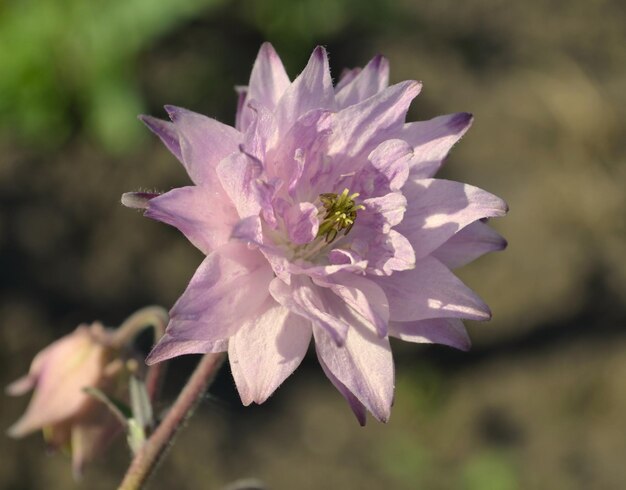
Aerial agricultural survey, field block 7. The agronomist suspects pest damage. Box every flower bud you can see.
[6,322,124,477]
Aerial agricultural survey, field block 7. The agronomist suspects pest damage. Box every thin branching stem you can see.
[117,352,226,490]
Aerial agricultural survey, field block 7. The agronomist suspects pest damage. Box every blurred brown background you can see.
[1,0,625,488]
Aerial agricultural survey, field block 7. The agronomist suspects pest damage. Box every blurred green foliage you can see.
[0,0,224,152]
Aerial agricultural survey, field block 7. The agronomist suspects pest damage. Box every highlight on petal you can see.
[328,80,422,160]
[147,337,228,365]
[390,317,471,351]
[432,220,507,269]
[399,112,474,178]
[374,255,491,322]
[399,178,508,260]
[229,299,312,405]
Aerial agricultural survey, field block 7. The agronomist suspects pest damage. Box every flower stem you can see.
[117,352,227,490]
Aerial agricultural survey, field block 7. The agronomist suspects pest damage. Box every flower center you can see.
[317,188,365,243]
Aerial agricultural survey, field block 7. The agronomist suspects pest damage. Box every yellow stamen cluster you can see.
[317,188,365,243]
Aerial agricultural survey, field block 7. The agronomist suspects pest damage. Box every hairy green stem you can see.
[117,352,226,490]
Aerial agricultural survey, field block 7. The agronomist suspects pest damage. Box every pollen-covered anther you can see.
[317,188,365,243]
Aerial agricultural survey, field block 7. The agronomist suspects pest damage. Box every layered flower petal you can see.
[390,317,471,351]
[373,255,491,322]
[432,220,507,269]
[165,105,242,187]
[147,243,273,364]
[314,316,394,423]
[229,299,312,405]
[335,54,389,109]
[145,185,238,254]
[398,178,508,260]
[274,46,335,137]
[138,115,183,162]
[398,112,474,178]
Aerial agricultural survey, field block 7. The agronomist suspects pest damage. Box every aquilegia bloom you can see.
[124,43,507,424]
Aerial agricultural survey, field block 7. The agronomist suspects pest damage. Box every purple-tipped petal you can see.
[399,112,473,178]
[432,220,507,269]
[317,353,367,425]
[374,256,491,322]
[247,43,291,113]
[335,54,390,109]
[274,46,336,135]
[138,115,183,162]
[229,299,312,405]
[164,105,242,188]
[145,186,238,254]
[390,318,471,351]
[398,178,508,260]
[121,192,160,210]
[328,80,422,160]
[313,315,394,423]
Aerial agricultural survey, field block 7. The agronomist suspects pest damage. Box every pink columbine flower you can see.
[124,43,507,424]
[7,323,122,476]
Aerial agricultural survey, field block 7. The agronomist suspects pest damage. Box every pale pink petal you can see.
[351,229,415,275]
[229,299,312,405]
[164,105,242,187]
[145,185,238,254]
[146,337,228,365]
[138,115,182,162]
[317,353,367,425]
[335,55,389,109]
[269,276,349,346]
[365,138,412,193]
[274,46,335,136]
[284,202,320,244]
[432,220,507,269]
[390,318,471,351]
[398,112,473,178]
[247,42,291,113]
[216,152,265,218]
[360,192,407,233]
[316,272,390,337]
[373,255,491,322]
[146,244,273,363]
[313,316,394,423]
[398,178,508,260]
[8,327,107,437]
[328,80,422,160]
[335,67,362,92]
